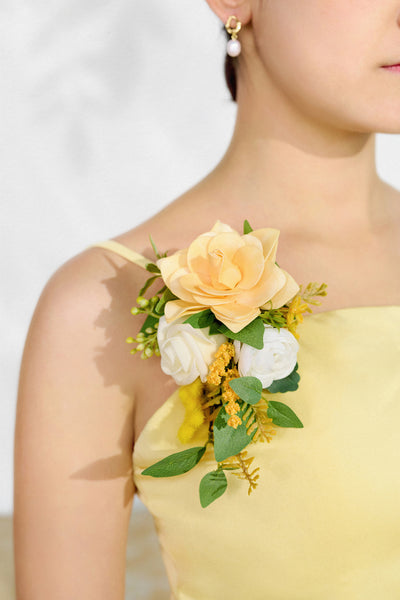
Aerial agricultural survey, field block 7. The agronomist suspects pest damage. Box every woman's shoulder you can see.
[31,230,157,402]
[34,196,210,393]
[44,199,193,318]
[110,192,225,255]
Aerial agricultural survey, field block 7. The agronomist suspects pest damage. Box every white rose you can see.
[234,324,299,389]
[157,316,227,386]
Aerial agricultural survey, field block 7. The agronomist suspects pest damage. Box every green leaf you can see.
[146,263,161,274]
[267,401,304,428]
[139,314,159,334]
[208,319,223,335]
[141,446,207,477]
[213,404,256,462]
[267,363,300,393]
[218,317,264,349]
[149,234,162,260]
[229,376,262,405]
[243,219,253,234]
[138,275,159,297]
[184,309,214,329]
[199,468,228,508]
[154,287,178,316]
[154,285,167,297]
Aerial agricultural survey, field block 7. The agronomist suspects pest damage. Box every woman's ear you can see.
[204,0,252,27]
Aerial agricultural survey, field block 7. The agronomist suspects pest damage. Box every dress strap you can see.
[89,240,151,270]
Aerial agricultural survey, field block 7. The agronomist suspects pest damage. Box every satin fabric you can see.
[133,306,400,599]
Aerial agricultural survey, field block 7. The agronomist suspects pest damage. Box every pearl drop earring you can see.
[225,15,242,57]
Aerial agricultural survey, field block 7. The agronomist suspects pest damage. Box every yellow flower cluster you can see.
[206,342,235,386]
[286,295,310,340]
[222,367,242,429]
[177,378,208,444]
[227,414,242,429]
[206,343,245,429]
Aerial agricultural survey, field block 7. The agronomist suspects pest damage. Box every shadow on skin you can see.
[68,250,175,508]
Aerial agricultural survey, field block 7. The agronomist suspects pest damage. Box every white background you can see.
[1,0,399,515]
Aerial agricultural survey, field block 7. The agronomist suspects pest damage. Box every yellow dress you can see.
[91,240,400,599]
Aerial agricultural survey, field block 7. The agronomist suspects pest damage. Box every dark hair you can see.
[223,26,237,102]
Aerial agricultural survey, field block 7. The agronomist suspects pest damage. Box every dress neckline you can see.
[132,304,400,460]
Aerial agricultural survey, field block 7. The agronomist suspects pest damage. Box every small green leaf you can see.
[138,275,159,297]
[139,314,159,334]
[154,285,167,296]
[213,404,256,462]
[229,376,262,405]
[267,363,300,393]
[141,446,207,477]
[184,309,214,329]
[154,288,178,315]
[267,401,304,428]
[149,234,162,260]
[218,316,264,349]
[146,263,161,274]
[243,219,253,234]
[199,469,228,508]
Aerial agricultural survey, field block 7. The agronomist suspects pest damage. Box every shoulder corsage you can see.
[127,220,327,507]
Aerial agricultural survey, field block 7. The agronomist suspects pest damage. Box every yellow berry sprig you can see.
[126,294,162,359]
[126,324,160,359]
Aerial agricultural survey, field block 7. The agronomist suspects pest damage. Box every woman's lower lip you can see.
[381,65,400,72]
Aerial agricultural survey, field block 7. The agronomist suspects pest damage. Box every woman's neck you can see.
[209,115,386,243]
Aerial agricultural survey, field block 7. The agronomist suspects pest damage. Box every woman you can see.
[14,1,400,598]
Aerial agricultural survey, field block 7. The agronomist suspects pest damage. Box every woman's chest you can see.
[279,231,400,313]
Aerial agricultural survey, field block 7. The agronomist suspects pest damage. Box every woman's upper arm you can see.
[14,251,139,600]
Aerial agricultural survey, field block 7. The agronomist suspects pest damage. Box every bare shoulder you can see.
[14,236,157,597]
[34,235,157,394]
[17,234,156,463]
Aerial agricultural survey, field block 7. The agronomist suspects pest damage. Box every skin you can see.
[126,0,400,433]
[14,2,400,597]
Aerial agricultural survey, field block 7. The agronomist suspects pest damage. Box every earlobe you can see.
[204,0,252,27]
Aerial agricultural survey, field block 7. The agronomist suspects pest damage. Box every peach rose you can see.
[157,221,299,333]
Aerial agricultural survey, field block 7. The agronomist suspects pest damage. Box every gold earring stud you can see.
[225,15,242,57]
